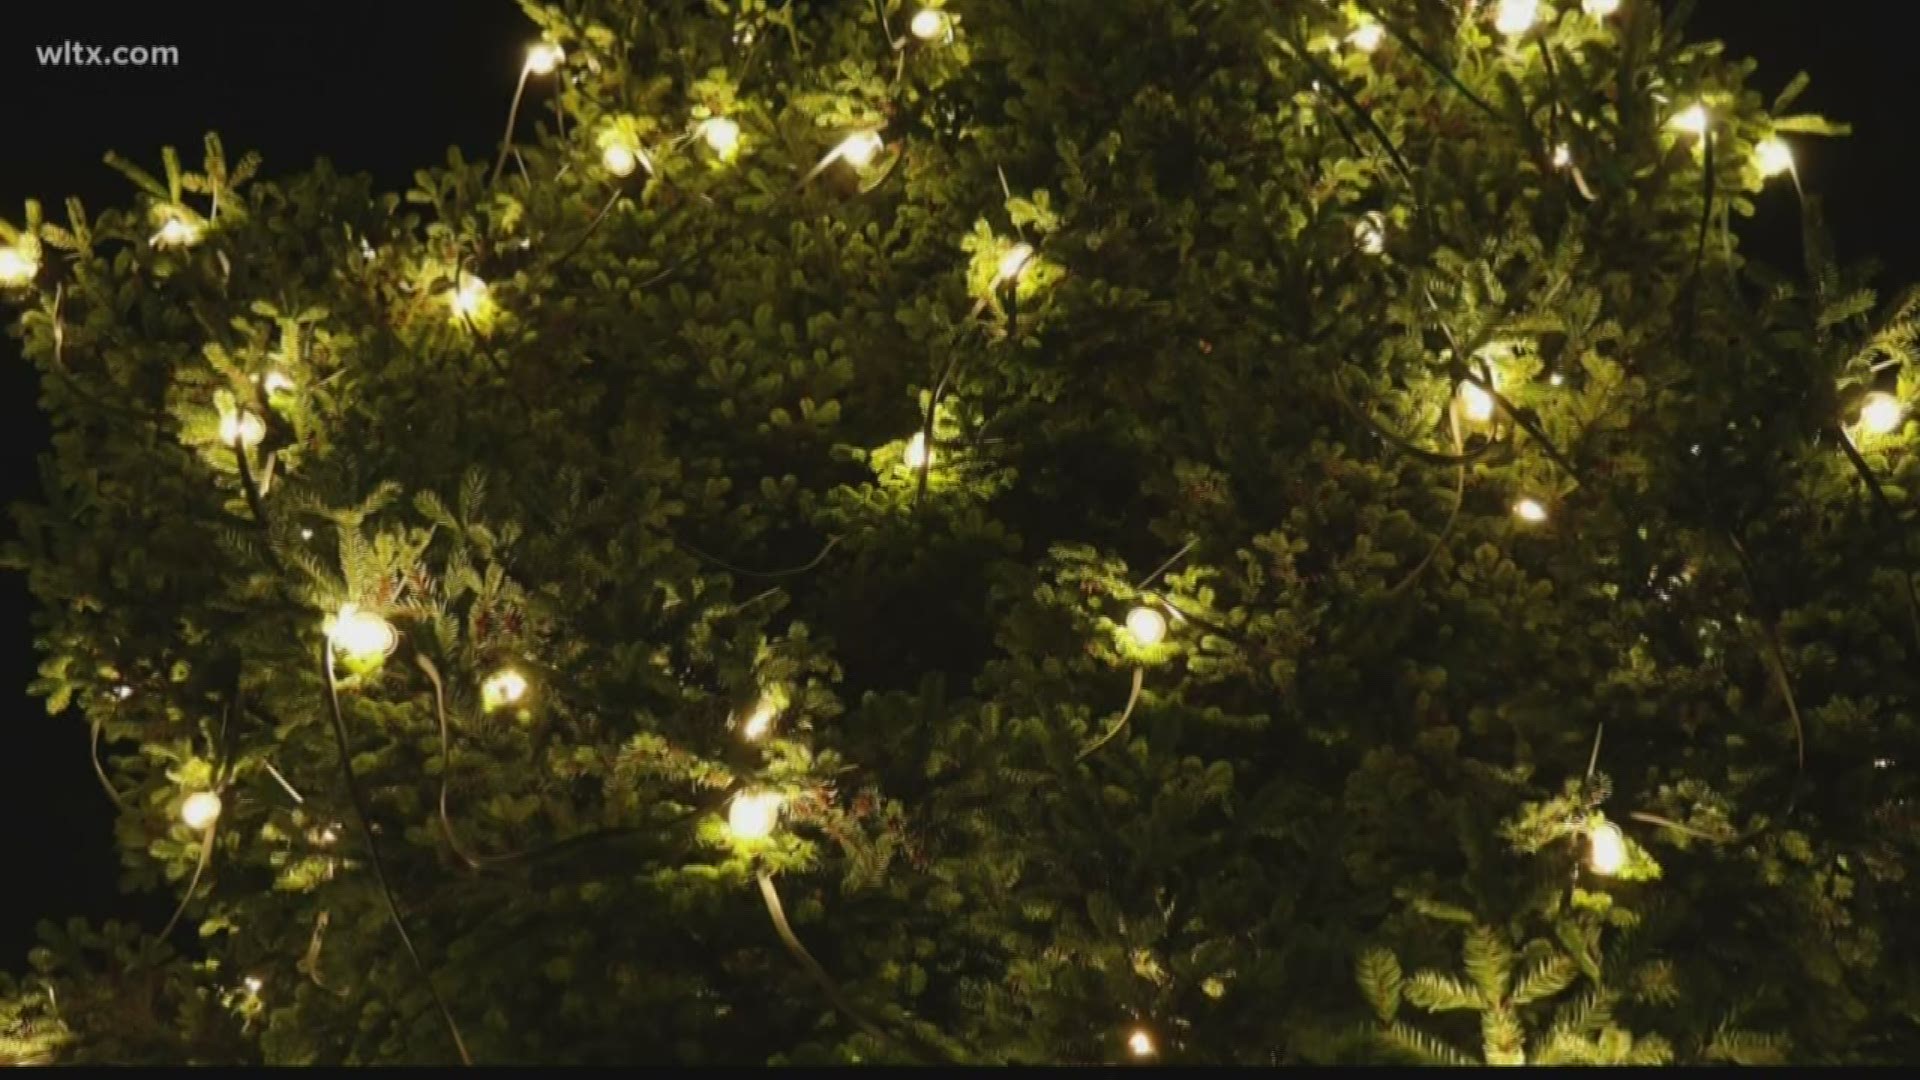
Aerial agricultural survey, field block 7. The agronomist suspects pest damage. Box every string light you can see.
[1347,20,1385,54]
[910,8,951,42]
[702,117,742,159]
[1859,392,1904,435]
[114,685,134,701]
[1668,104,1710,138]
[482,668,530,710]
[728,790,783,840]
[524,42,564,75]
[180,791,222,831]
[448,272,489,320]
[995,242,1036,286]
[1587,821,1627,876]
[218,408,266,449]
[1754,137,1793,178]
[1127,1028,1157,1058]
[741,698,779,741]
[1583,0,1621,16]
[835,131,885,170]
[0,245,37,287]
[243,976,264,994]
[1551,143,1573,170]
[1354,212,1386,255]
[1513,497,1549,523]
[150,216,201,249]
[1125,605,1168,647]
[601,142,639,178]
[262,370,295,396]
[904,431,932,470]
[325,603,398,663]
[1460,378,1497,423]
[1494,0,1539,36]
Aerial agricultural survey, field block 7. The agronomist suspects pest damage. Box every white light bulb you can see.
[525,42,564,75]
[1551,143,1573,170]
[703,117,742,159]
[996,242,1035,285]
[1583,0,1621,16]
[836,131,885,170]
[903,431,932,470]
[326,603,398,662]
[243,976,264,994]
[1860,392,1904,435]
[1126,606,1168,647]
[151,217,202,249]
[1354,212,1386,255]
[114,685,134,701]
[741,698,778,741]
[181,791,222,831]
[1587,821,1627,875]
[910,8,951,42]
[262,369,295,396]
[1127,1028,1156,1058]
[482,668,529,709]
[1514,498,1549,523]
[1669,104,1710,138]
[449,273,489,319]
[1460,380,1497,422]
[0,245,38,286]
[602,143,638,177]
[1494,0,1539,36]
[1754,137,1793,178]
[728,790,783,840]
[1348,21,1385,53]
[219,408,266,449]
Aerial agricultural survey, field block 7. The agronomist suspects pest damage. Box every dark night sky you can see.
[0,2,1912,961]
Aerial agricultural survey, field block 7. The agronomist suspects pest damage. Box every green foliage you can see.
[3,0,1918,1065]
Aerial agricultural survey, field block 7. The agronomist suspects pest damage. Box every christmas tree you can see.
[4,0,1917,1065]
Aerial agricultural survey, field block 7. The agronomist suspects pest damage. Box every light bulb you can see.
[903,431,932,470]
[703,117,742,159]
[1551,143,1573,170]
[482,668,529,709]
[1587,821,1627,875]
[728,790,783,840]
[0,245,37,286]
[910,8,951,42]
[996,242,1036,286]
[1669,104,1710,138]
[1126,606,1168,647]
[1127,1028,1156,1058]
[1348,20,1385,53]
[151,217,201,249]
[602,142,638,177]
[741,698,778,741]
[1494,0,1539,36]
[1583,0,1621,16]
[181,791,222,831]
[1354,212,1386,255]
[1860,392,1904,435]
[1754,137,1793,178]
[525,42,564,75]
[449,273,489,319]
[1514,497,1549,523]
[219,408,266,449]
[326,602,398,662]
[114,685,134,701]
[1460,380,1497,422]
[243,976,264,994]
[262,369,295,396]
[836,131,885,170]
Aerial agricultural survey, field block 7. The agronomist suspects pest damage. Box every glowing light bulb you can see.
[1514,498,1549,523]
[728,790,783,840]
[910,8,951,42]
[1587,821,1627,875]
[903,431,932,470]
[1348,20,1385,53]
[448,273,489,319]
[703,117,742,159]
[1551,143,1573,170]
[996,242,1036,286]
[1127,1028,1156,1058]
[262,369,295,396]
[741,698,778,741]
[1460,380,1497,422]
[602,142,638,177]
[1494,0,1539,36]
[1669,104,1710,138]
[0,245,37,286]
[219,408,266,449]
[151,216,202,249]
[1860,392,1904,435]
[1755,137,1793,178]
[181,791,222,831]
[525,42,564,75]
[325,603,398,662]
[1583,0,1621,16]
[482,668,529,710]
[1354,212,1386,255]
[243,976,264,994]
[836,131,885,170]
[114,685,134,701]
[1125,606,1168,647]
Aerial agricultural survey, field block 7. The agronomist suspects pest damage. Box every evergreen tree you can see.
[4,0,1917,1065]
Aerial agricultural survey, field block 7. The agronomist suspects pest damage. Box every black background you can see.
[1,2,1912,962]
